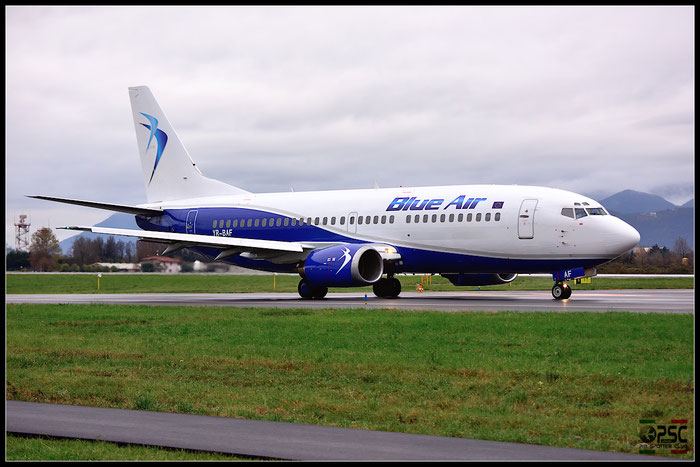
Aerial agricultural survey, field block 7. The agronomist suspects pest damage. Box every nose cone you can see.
[617,219,641,252]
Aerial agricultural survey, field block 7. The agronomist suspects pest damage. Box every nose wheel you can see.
[552,282,572,300]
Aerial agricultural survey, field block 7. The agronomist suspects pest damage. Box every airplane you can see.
[31,86,641,300]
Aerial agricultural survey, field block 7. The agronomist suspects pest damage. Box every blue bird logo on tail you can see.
[140,112,168,184]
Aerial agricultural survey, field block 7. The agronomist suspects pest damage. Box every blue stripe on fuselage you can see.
[135,208,610,276]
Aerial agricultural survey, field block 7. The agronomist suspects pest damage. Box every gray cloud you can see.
[5,6,694,245]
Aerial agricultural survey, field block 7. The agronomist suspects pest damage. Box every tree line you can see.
[6,227,202,272]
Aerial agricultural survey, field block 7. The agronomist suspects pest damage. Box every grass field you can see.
[5,303,694,460]
[5,273,695,295]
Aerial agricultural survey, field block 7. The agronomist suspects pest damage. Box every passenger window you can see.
[440,214,445,222]
[423,214,428,223]
[307,218,312,225]
[226,219,231,228]
[381,215,386,224]
[262,218,267,227]
[406,215,411,223]
[254,219,260,227]
[495,213,501,221]
[340,216,345,225]
[315,217,320,225]
[331,217,336,225]
[485,213,491,221]
[575,208,587,219]
[276,218,281,227]
[561,208,574,219]
[432,214,437,223]
[415,215,420,223]
[358,216,363,225]
[322,217,328,225]
[291,218,297,227]
[373,215,379,224]
[349,216,355,225]
[449,214,454,222]
[366,216,371,224]
[246,219,252,227]
[467,213,472,222]
[284,218,289,226]
[212,220,217,228]
[476,213,481,222]
[232,219,238,228]
[389,215,394,224]
[458,213,463,222]
[219,220,224,229]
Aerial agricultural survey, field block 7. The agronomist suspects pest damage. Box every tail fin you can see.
[129,86,249,203]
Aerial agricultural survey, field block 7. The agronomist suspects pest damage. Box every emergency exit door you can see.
[186,210,198,234]
[518,199,538,239]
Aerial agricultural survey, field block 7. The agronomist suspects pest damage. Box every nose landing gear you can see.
[552,282,572,300]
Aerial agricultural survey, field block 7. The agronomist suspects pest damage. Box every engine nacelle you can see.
[441,273,518,286]
[301,244,384,287]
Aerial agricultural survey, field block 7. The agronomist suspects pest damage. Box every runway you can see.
[6,289,695,313]
[7,400,659,461]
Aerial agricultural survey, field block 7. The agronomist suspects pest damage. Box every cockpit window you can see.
[561,208,574,219]
[575,208,587,219]
[586,207,607,216]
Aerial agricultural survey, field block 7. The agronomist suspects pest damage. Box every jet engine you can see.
[441,273,518,286]
[300,244,384,287]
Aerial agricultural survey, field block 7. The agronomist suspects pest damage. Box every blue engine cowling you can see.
[441,273,518,286]
[302,244,384,287]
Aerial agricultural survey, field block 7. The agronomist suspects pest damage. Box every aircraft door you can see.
[518,199,538,239]
[186,210,198,234]
[347,211,358,234]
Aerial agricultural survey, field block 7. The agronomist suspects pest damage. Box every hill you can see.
[600,189,677,214]
[612,207,693,250]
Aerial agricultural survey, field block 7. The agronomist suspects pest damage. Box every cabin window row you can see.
[405,212,501,223]
[211,215,398,229]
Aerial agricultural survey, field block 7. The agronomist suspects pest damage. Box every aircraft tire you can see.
[373,277,401,299]
[298,279,314,299]
[552,282,571,300]
[312,286,328,299]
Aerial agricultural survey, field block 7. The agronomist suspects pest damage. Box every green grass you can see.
[5,434,245,461]
[6,303,694,460]
[5,273,694,294]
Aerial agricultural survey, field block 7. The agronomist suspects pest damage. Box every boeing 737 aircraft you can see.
[32,86,640,300]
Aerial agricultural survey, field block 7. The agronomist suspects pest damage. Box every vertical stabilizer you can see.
[129,86,249,203]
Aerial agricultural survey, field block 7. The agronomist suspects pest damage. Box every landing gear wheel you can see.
[312,286,328,299]
[552,282,572,300]
[373,277,402,298]
[298,279,314,299]
[298,279,328,299]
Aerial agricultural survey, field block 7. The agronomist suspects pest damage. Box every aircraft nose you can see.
[618,220,641,251]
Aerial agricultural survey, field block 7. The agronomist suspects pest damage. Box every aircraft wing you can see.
[60,226,312,261]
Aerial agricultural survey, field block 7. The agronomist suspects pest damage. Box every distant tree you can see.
[136,240,163,261]
[672,237,693,258]
[6,249,30,270]
[29,227,61,271]
[72,237,100,266]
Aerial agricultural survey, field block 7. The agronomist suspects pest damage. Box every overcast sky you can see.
[5,5,695,246]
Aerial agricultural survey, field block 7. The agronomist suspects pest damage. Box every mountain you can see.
[681,198,693,208]
[614,207,693,250]
[59,213,138,255]
[600,189,677,215]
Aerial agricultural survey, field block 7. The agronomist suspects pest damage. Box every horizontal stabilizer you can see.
[28,195,163,216]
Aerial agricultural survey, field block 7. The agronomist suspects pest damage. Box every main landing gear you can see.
[552,282,572,300]
[298,279,327,300]
[373,276,402,299]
